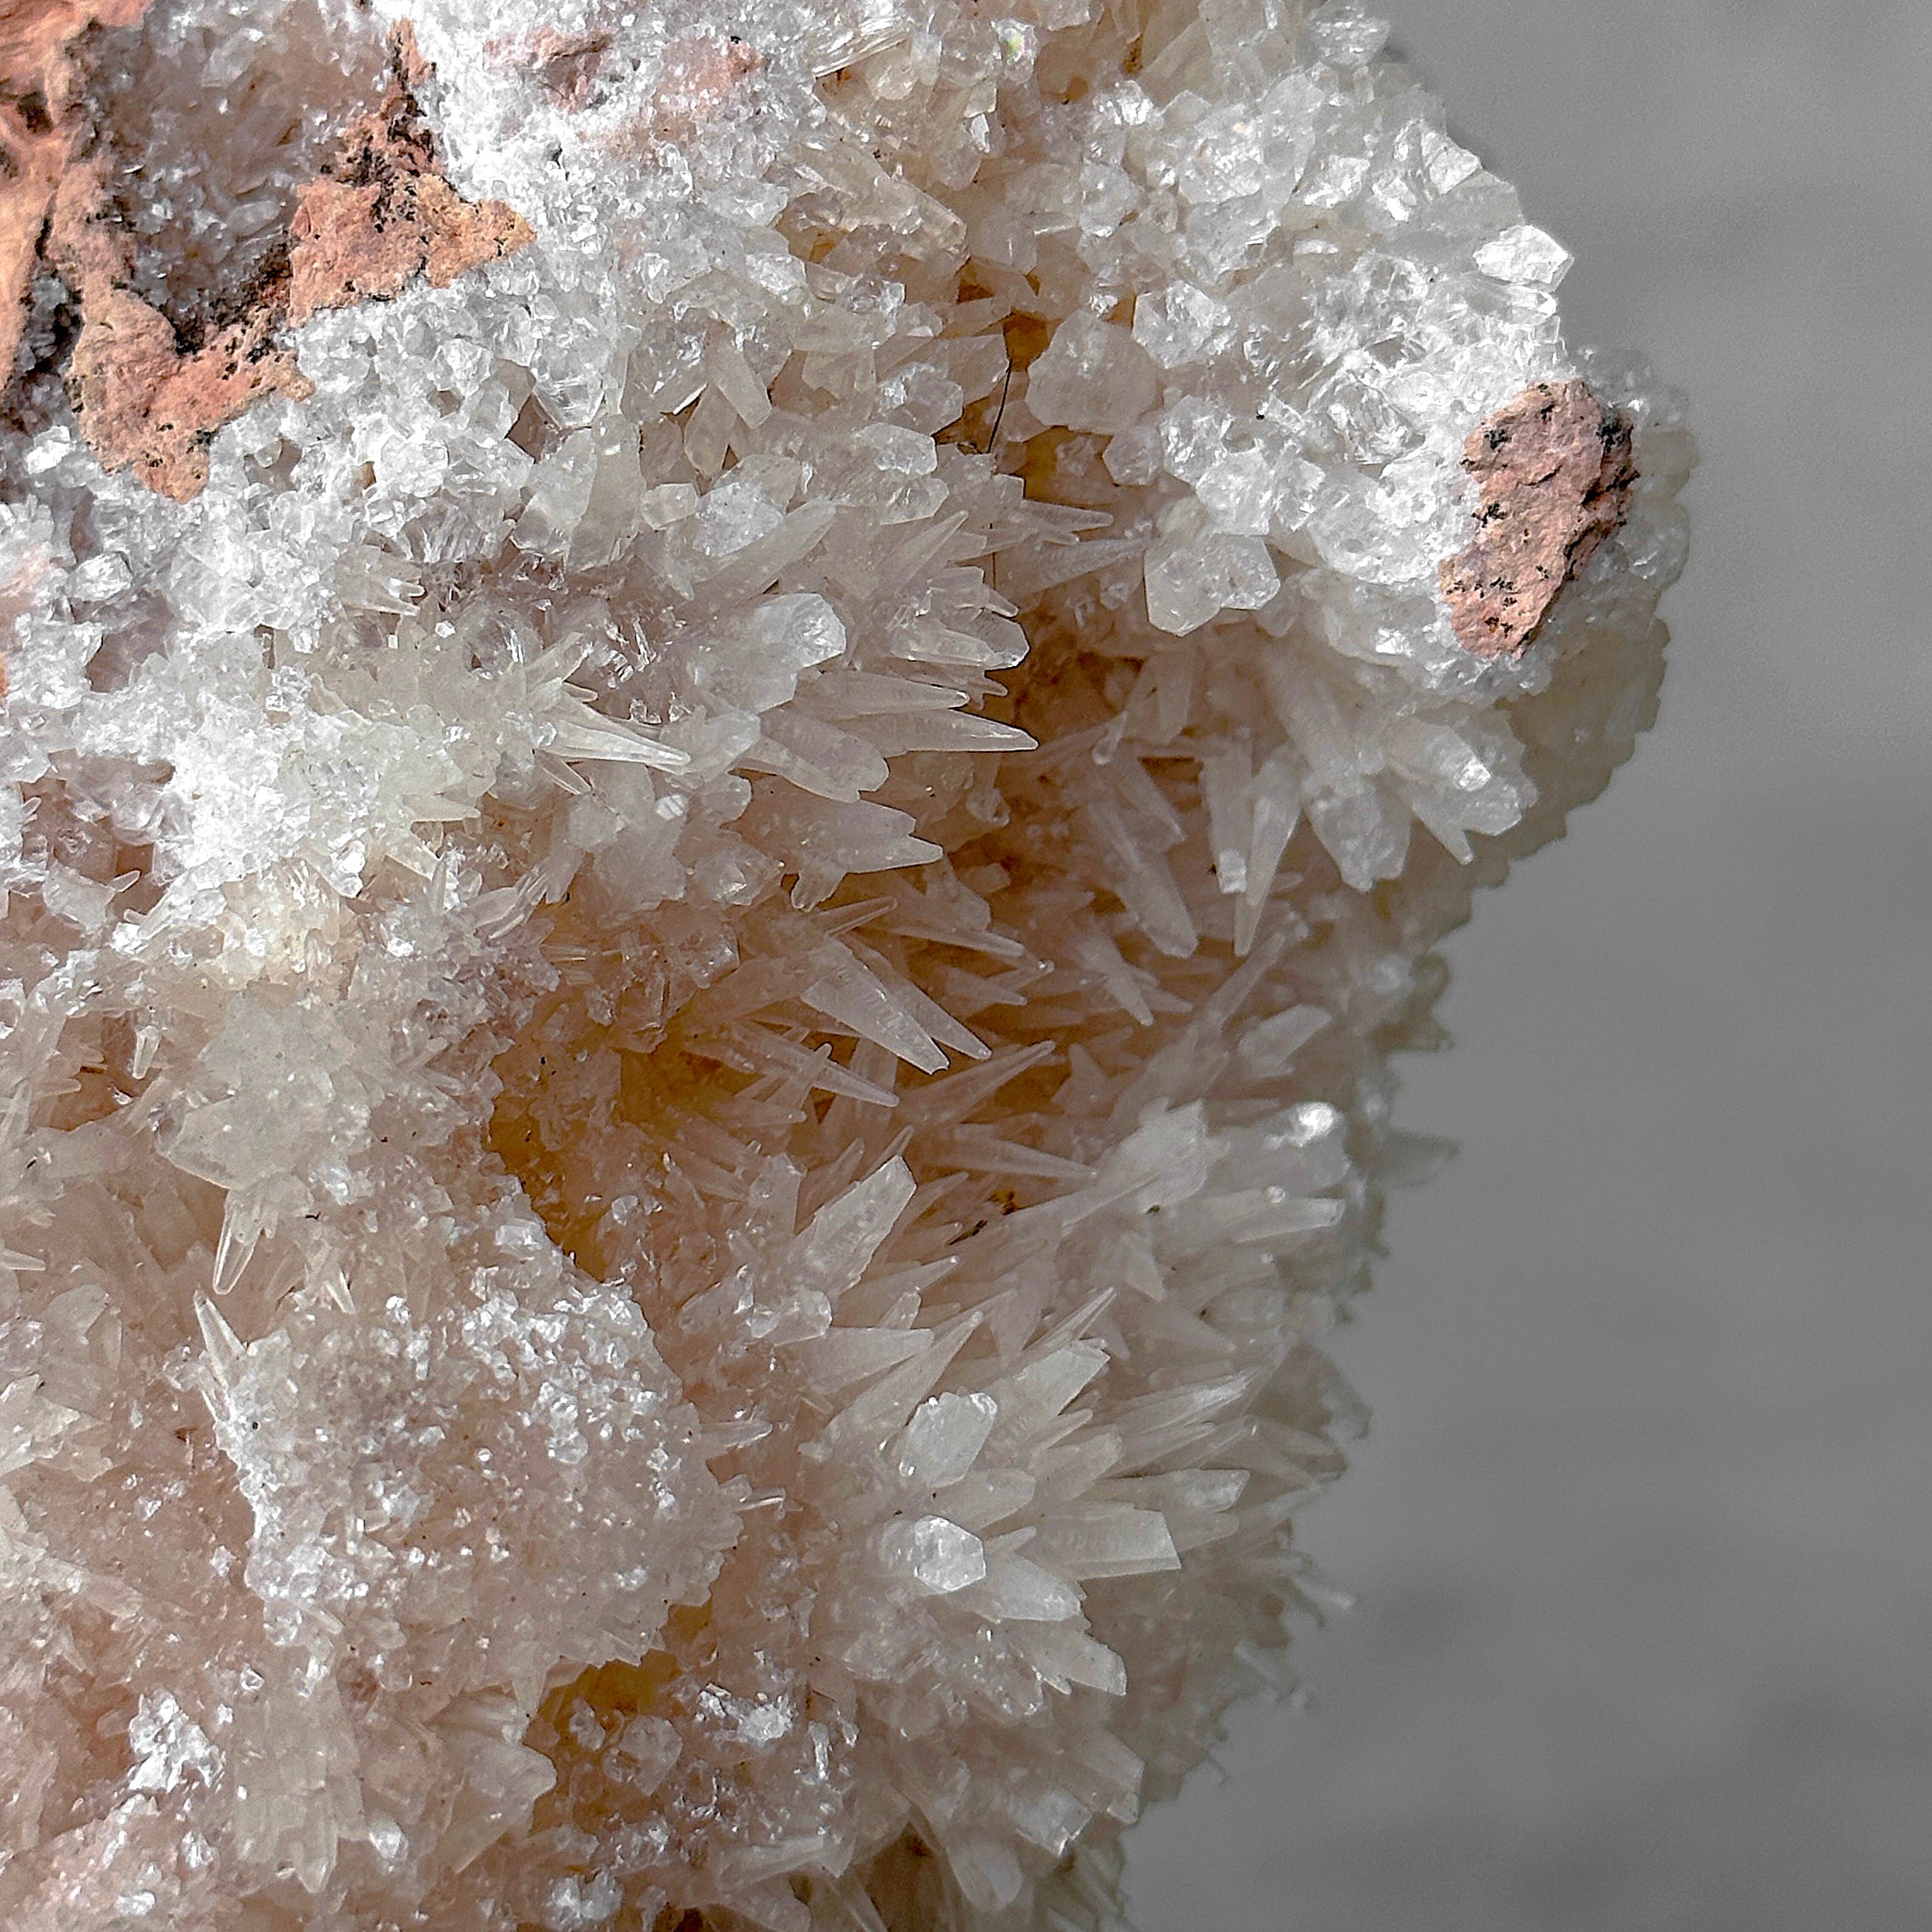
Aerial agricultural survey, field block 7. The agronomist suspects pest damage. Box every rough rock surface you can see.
[286,28,533,327]
[0,0,156,383]
[0,2,1690,1927]
[10,22,529,499]
[1441,378,1638,658]
[47,161,312,501]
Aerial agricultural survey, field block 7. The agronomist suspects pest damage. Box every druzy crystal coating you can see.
[0,0,1690,1925]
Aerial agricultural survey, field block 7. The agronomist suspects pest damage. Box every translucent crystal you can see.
[1023,313,1160,437]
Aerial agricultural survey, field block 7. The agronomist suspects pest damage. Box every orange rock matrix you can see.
[0,4,1692,1925]
[0,0,152,382]
[3,17,529,501]
[47,159,313,502]
[1440,379,1638,659]
[286,26,533,328]
[483,23,765,146]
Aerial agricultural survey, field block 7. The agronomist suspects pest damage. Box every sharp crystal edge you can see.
[0,0,1690,1925]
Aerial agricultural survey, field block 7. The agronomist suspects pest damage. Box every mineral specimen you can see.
[0,0,1690,1926]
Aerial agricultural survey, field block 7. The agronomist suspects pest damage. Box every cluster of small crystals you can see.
[0,0,1691,1924]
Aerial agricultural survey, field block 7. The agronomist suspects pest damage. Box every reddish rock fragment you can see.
[286,26,533,328]
[0,0,154,385]
[613,32,762,153]
[417,172,533,288]
[286,178,421,322]
[43,156,131,287]
[487,26,762,138]
[63,286,184,461]
[388,15,433,92]
[1439,378,1636,658]
[49,162,309,499]
[0,117,69,386]
[40,21,530,499]
[48,161,311,501]
[68,297,311,501]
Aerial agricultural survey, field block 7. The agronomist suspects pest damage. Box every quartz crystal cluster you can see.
[0,0,1690,1923]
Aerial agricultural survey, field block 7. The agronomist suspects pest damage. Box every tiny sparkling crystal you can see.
[0,0,1689,1926]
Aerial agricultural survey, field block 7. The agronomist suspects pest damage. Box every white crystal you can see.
[1475,222,1576,288]
[1024,313,1160,436]
[884,1513,989,1594]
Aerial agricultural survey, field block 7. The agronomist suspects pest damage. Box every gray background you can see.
[1123,3,1932,1926]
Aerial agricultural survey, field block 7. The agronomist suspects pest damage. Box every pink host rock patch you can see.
[482,27,617,109]
[1440,378,1638,658]
[35,21,532,502]
[286,24,534,328]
